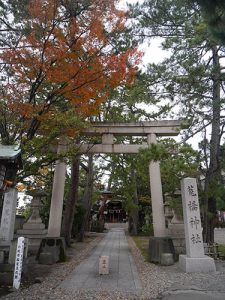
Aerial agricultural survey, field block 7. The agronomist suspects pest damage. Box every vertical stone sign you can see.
[13,237,25,290]
[0,188,18,245]
[179,178,216,273]
[181,178,204,257]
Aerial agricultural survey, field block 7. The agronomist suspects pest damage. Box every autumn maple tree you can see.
[0,0,141,147]
[0,0,141,243]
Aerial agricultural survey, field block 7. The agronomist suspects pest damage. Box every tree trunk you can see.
[77,155,94,242]
[203,45,221,243]
[61,157,80,246]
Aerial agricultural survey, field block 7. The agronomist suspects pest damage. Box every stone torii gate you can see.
[47,120,183,244]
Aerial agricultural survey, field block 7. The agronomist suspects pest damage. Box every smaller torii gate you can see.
[47,120,183,242]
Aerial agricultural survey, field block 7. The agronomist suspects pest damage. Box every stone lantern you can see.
[164,193,174,227]
[168,189,185,256]
[17,189,47,255]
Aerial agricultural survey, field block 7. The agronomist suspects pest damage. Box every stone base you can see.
[148,237,175,263]
[16,228,47,255]
[38,252,55,265]
[36,237,66,264]
[179,254,216,273]
[160,253,174,266]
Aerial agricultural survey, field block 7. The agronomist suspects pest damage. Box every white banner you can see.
[13,237,25,290]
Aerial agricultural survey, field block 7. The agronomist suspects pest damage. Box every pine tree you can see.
[130,0,225,242]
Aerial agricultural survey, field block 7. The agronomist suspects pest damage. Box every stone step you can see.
[21,223,46,230]
[17,229,47,235]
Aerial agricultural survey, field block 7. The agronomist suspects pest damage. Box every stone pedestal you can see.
[179,254,216,273]
[160,253,174,266]
[179,178,216,273]
[149,237,175,263]
[17,192,47,254]
[36,237,66,264]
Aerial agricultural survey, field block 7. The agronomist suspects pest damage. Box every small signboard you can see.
[99,255,109,275]
[13,237,25,290]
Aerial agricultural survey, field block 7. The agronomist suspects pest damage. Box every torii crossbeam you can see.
[78,120,182,154]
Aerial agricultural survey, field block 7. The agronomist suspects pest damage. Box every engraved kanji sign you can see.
[181,178,204,258]
[13,237,25,290]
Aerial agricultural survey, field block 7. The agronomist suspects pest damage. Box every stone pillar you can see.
[179,178,216,272]
[0,188,18,246]
[147,133,166,237]
[47,139,67,237]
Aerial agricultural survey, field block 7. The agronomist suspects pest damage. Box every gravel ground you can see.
[2,232,225,300]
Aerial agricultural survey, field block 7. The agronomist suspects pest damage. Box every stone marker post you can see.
[99,255,109,275]
[13,236,25,290]
[179,177,216,272]
[0,188,18,246]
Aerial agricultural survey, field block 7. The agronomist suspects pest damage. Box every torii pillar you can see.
[37,138,67,264]
[147,133,175,263]
[47,139,67,237]
[148,133,166,237]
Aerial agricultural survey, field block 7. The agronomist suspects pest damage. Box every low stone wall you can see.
[214,228,225,245]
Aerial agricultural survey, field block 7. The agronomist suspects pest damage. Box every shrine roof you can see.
[0,144,21,160]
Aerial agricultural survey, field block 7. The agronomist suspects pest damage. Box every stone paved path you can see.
[60,227,142,292]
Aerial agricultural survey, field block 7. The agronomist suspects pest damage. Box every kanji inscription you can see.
[181,178,204,258]
[13,237,25,289]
